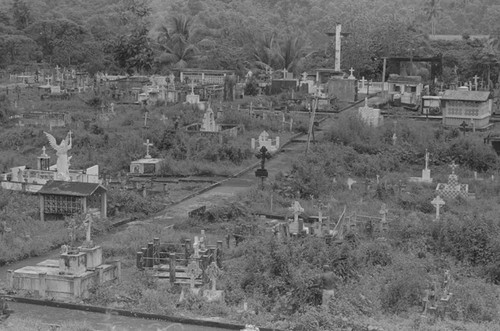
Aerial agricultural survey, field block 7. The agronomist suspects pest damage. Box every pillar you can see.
[39,195,45,222]
[82,197,87,214]
[136,252,144,269]
[39,272,47,298]
[7,270,13,288]
[101,192,107,219]
[169,253,176,284]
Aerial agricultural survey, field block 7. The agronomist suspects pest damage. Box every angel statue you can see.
[44,131,72,181]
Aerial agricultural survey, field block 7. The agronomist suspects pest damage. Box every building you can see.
[441,90,492,129]
[387,75,423,106]
[38,181,108,221]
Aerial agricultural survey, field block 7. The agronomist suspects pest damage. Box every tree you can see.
[253,33,278,72]
[114,26,154,74]
[0,33,38,65]
[423,0,443,35]
[11,0,31,30]
[156,15,198,69]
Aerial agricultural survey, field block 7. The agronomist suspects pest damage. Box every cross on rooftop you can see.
[143,139,153,159]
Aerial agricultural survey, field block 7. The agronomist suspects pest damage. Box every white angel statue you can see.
[44,131,72,181]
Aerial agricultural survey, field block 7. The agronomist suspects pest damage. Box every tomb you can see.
[440,90,492,130]
[186,81,200,104]
[201,106,218,132]
[358,98,383,127]
[435,162,473,200]
[9,215,120,300]
[387,75,423,107]
[251,131,280,152]
[38,181,108,221]
[129,139,163,175]
[176,68,234,85]
[135,232,223,288]
[1,132,101,192]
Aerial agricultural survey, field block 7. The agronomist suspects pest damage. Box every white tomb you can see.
[201,106,219,132]
[251,131,280,152]
[358,98,382,127]
[186,81,200,104]
[409,150,433,183]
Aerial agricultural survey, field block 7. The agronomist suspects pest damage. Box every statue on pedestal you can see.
[44,131,72,181]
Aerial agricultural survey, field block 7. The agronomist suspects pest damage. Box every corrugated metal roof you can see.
[441,90,491,101]
[38,181,106,197]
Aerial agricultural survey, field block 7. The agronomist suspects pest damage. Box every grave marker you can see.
[255,146,271,189]
[185,260,202,290]
[143,139,153,159]
[431,195,445,221]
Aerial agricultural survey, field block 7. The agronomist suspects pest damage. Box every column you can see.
[101,192,107,218]
[39,195,45,221]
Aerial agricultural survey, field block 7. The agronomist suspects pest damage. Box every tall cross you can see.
[425,149,429,170]
[449,161,458,175]
[431,195,445,221]
[41,146,47,157]
[143,139,153,158]
[256,146,271,170]
[473,75,479,91]
[360,76,366,88]
[83,213,93,243]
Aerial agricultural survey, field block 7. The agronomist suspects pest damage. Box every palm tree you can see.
[253,34,279,72]
[276,36,311,73]
[156,15,198,69]
[423,0,443,36]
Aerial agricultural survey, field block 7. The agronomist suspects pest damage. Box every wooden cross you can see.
[431,195,445,221]
[143,139,153,158]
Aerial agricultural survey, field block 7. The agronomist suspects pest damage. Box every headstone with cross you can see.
[185,260,202,290]
[348,67,355,79]
[436,161,470,200]
[360,76,366,89]
[143,139,153,159]
[431,195,445,221]
[255,146,271,189]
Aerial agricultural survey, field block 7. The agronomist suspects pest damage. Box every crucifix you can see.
[360,76,366,89]
[348,67,355,79]
[143,139,153,159]
[473,75,479,91]
[255,146,271,189]
[431,195,445,221]
[459,120,468,135]
[282,68,288,79]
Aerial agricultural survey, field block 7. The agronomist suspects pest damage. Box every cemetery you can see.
[2,1,500,331]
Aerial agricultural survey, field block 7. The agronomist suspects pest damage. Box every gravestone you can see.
[203,262,224,302]
[185,260,202,294]
[409,149,433,183]
[186,81,200,104]
[143,139,153,159]
[436,162,471,200]
[358,99,383,126]
[201,106,218,132]
[431,195,445,221]
[288,201,304,234]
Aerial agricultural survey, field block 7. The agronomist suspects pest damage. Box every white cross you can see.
[41,146,47,156]
[473,75,479,90]
[360,76,366,88]
[425,149,430,170]
[431,195,445,221]
[143,139,153,158]
[190,80,195,94]
[349,67,355,76]
[449,161,458,174]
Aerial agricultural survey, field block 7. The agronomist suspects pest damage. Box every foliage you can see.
[107,189,164,217]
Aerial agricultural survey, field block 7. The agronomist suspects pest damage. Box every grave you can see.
[422,270,453,320]
[129,139,163,175]
[8,213,120,300]
[435,162,473,200]
[136,232,223,288]
[409,150,433,183]
[202,261,224,302]
[288,201,305,235]
[431,195,445,221]
[251,131,280,152]
[441,90,492,130]
[358,98,383,127]
[201,106,218,132]
[186,81,200,104]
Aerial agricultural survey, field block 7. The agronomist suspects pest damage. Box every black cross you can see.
[256,146,271,169]
[460,121,468,135]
